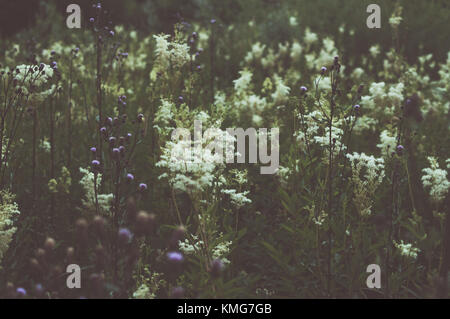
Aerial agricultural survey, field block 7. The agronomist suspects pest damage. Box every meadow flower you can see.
[167,251,184,263]
[376,130,397,156]
[290,41,302,60]
[346,152,385,216]
[79,167,113,213]
[304,27,318,47]
[233,69,253,93]
[139,183,148,191]
[0,190,20,265]
[393,240,420,259]
[369,45,380,58]
[221,189,252,208]
[244,42,266,63]
[16,288,26,297]
[212,240,232,265]
[118,228,133,244]
[271,75,290,103]
[422,157,450,203]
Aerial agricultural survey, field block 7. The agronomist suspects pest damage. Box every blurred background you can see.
[1,0,449,63]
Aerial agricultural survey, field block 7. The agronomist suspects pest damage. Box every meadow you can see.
[0,0,449,298]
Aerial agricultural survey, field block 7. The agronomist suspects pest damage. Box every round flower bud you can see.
[300,86,307,94]
[139,183,147,192]
[112,147,120,159]
[126,173,134,182]
[167,251,184,263]
[16,287,27,298]
[118,228,133,244]
[44,237,56,251]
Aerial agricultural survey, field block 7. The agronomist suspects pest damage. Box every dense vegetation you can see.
[0,0,449,298]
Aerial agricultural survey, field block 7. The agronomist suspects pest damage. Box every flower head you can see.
[167,251,184,263]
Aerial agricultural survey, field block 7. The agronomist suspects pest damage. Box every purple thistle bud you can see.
[167,251,184,263]
[353,104,360,110]
[74,47,79,53]
[112,148,120,157]
[210,19,216,24]
[137,113,144,123]
[107,117,113,126]
[109,30,114,36]
[300,86,307,94]
[139,183,147,191]
[97,3,101,9]
[118,228,132,244]
[321,66,327,74]
[90,147,97,153]
[16,287,27,297]
[109,136,116,146]
[51,50,56,55]
[126,173,134,182]
[118,145,125,153]
[92,160,100,167]
[178,96,184,102]
[396,145,404,154]
[100,126,107,135]
[121,52,129,57]
[51,61,57,69]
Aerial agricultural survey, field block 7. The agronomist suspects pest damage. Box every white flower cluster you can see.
[14,64,53,87]
[0,190,20,266]
[313,126,346,156]
[156,128,236,194]
[360,81,404,116]
[421,157,450,203]
[346,152,385,216]
[233,69,253,94]
[271,74,291,104]
[79,167,113,213]
[393,240,420,259]
[244,42,266,63]
[377,130,397,157]
[221,189,251,208]
[212,240,232,265]
[179,235,232,265]
[153,98,175,135]
[152,34,191,73]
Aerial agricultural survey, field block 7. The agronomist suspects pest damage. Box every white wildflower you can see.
[393,240,420,259]
[422,157,450,203]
